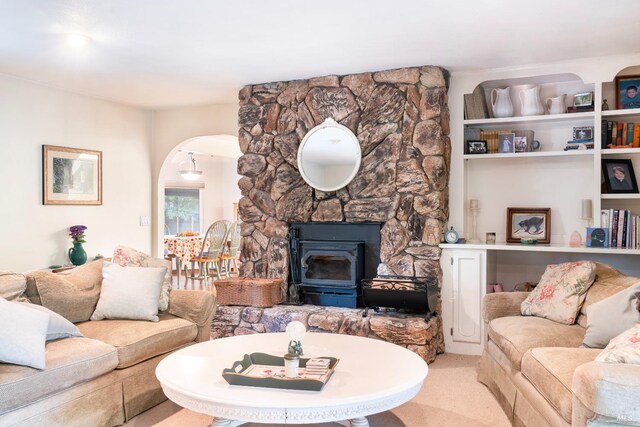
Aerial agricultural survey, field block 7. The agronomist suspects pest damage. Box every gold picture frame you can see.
[42,145,102,205]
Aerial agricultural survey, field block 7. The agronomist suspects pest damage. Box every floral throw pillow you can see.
[521,261,597,324]
[112,246,170,312]
[596,324,640,365]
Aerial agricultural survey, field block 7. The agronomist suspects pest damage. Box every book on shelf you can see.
[600,209,639,249]
[602,120,640,149]
[566,105,594,113]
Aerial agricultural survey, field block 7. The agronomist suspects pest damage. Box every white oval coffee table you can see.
[156,332,428,426]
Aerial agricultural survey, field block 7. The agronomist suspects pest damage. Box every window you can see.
[164,188,201,235]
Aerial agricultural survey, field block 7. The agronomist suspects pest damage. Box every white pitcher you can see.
[490,87,514,118]
[545,94,567,115]
[519,85,545,116]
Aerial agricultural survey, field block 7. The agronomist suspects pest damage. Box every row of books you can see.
[601,120,640,149]
[600,209,640,249]
[464,129,535,153]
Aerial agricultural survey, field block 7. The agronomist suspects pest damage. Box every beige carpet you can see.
[125,353,509,427]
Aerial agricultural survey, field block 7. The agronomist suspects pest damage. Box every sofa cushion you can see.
[0,272,29,302]
[521,261,596,325]
[0,337,117,414]
[521,347,601,423]
[77,314,197,369]
[488,316,586,370]
[577,262,639,328]
[25,260,104,323]
[596,324,640,365]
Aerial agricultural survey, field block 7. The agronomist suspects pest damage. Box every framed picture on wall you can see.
[506,207,551,244]
[42,145,102,205]
[615,74,640,109]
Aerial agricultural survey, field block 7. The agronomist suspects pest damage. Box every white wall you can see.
[0,75,152,272]
[151,103,239,256]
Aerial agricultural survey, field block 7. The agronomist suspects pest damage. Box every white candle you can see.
[581,199,592,220]
[470,199,479,209]
[191,216,194,231]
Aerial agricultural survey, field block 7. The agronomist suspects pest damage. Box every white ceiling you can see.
[1,1,639,108]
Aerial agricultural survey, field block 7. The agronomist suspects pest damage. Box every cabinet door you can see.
[451,251,482,344]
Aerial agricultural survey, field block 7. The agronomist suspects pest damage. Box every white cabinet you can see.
[441,248,488,355]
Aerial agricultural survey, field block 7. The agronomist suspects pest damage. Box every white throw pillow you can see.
[17,302,83,341]
[0,297,50,369]
[91,262,166,322]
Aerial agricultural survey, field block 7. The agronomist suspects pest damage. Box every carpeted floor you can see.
[125,353,509,427]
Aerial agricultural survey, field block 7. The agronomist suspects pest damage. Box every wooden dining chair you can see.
[220,221,241,277]
[190,220,229,281]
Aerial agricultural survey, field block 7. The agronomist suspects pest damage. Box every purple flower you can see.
[69,225,87,243]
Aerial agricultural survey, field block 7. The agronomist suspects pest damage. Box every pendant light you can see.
[179,152,203,181]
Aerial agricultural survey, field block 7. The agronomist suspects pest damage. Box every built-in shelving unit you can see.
[601,193,640,199]
[463,111,594,126]
[602,148,640,155]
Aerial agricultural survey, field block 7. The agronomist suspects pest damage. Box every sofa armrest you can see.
[572,361,640,425]
[482,292,529,323]
[168,289,217,342]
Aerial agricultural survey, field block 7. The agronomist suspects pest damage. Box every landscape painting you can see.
[43,145,102,205]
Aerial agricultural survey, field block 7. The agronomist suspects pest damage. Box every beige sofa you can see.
[478,262,640,426]
[0,270,217,427]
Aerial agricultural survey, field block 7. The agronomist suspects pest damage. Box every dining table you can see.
[163,235,208,287]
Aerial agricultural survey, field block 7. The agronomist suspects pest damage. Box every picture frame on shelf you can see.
[615,74,640,110]
[572,126,594,141]
[601,159,639,194]
[42,145,102,205]
[506,207,551,244]
[466,140,488,154]
[573,92,593,107]
[514,136,528,153]
[586,228,608,248]
[498,133,515,153]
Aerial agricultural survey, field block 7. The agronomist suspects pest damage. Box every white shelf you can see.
[463,150,594,160]
[464,111,594,127]
[601,193,640,199]
[601,148,640,155]
[602,108,640,118]
[439,242,640,255]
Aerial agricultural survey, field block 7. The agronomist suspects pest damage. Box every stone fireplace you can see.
[232,65,451,360]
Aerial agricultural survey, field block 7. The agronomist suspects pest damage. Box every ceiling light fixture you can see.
[66,33,92,48]
[179,152,203,181]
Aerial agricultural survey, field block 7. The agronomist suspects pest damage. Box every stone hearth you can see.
[212,304,442,363]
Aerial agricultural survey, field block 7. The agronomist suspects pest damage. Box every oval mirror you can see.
[297,118,362,192]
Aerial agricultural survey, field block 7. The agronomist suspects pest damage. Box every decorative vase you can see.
[490,87,514,118]
[68,242,87,266]
[519,85,545,116]
[545,94,567,114]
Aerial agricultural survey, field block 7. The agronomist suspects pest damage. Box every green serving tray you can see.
[222,352,339,391]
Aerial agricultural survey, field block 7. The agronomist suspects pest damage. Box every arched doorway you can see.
[155,134,241,258]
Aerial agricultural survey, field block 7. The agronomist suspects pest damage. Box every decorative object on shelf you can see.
[573,92,594,107]
[582,199,593,227]
[179,152,203,181]
[466,140,488,154]
[68,225,88,266]
[464,85,490,120]
[514,136,528,153]
[490,87,514,118]
[545,94,567,114]
[586,228,609,248]
[520,238,537,245]
[573,126,594,141]
[486,232,496,244]
[601,159,639,194]
[297,118,361,192]
[615,74,640,109]
[530,140,541,151]
[602,99,610,111]
[468,200,481,244]
[569,231,583,247]
[506,207,551,244]
[42,145,102,205]
[498,133,515,153]
[444,226,460,244]
[519,85,545,116]
[492,283,504,292]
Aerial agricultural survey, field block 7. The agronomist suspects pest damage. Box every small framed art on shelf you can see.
[506,207,551,244]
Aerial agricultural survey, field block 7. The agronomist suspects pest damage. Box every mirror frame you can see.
[297,118,362,192]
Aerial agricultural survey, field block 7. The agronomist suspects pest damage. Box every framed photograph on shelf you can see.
[615,74,640,109]
[601,159,639,194]
[498,133,515,153]
[506,207,551,244]
[573,92,593,107]
[514,136,528,153]
[466,140,488,154]
[572,126,594,141]
[586,227,608,248]
[42,145,102,205]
